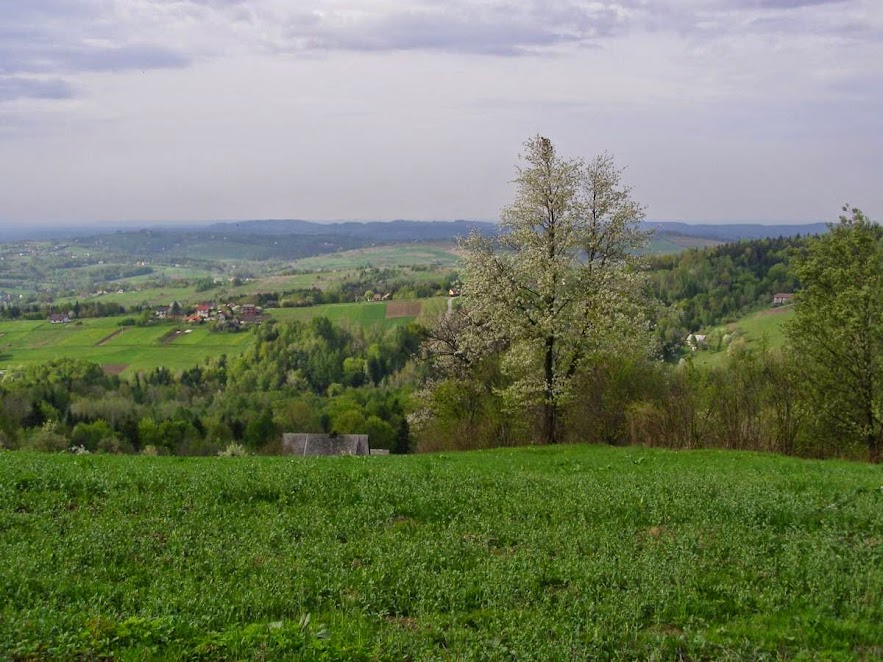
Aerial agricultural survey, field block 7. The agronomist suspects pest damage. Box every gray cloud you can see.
[0,1,189,102]
[282,3,632,56]
[0,76,74,102]
[747,0,849,8]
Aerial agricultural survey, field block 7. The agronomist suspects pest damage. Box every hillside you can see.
[690,306,795,368]
[2,445,880,659]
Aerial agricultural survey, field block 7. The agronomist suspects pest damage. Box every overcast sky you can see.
[1,0,881,225]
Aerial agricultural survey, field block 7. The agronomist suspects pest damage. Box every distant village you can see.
[48,302,263,327]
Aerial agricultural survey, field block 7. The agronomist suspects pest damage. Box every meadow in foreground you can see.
[1,445,881,660]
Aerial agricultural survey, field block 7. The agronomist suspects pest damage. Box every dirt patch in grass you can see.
[96,329,124,346]
[160,328,185,344]
[386,301,422,318]
[101,364,128,376]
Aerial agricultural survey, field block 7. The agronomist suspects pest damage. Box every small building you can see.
[48,313,70,324]
[772,293,794,306]
[195,303,213,319]
[282,433,370,456]
[686,333,707,351]
[155,305,171,319]
[240,303,259,322]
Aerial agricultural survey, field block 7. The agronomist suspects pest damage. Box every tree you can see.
[455,136,650,444]
[787,207,883,461]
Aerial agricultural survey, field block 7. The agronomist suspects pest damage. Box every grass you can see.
[0,445,880,660]
[691,306,794,368]
[288,244,460,270]
[0,318,252,376]
[269,299,442,329]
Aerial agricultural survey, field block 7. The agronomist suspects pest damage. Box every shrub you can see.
[218,442,249,457]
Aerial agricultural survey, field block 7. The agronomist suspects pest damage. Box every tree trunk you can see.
[542,335,557,444]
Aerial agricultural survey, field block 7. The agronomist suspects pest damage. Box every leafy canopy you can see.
[455,136,651,443]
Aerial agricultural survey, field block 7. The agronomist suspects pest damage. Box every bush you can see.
[22,422,69,452]
[218,442,249,457]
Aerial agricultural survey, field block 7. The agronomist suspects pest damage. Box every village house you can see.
[686,333,708,351]
[239,303,259,323]
[48,313,70,324]
[772,293,794,306]
[154,305,171,319]
[195,303,214,319]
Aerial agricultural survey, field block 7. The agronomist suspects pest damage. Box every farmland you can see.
[0,318,252,376]
[271,298,446,328]
[0,298,440,375]
[1,445,881,659]
[287,243,460,270]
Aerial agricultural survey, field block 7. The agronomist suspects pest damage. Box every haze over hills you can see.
[646,221,829,242]
[0,218,830,244]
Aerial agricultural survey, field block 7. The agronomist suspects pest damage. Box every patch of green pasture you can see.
[167,328,254,348]
[416,296,448,323]
[692,307,794,368]
[0,445,880,659]
[0,319,253,375]
[270,301,407,328]
[289,244,459,270]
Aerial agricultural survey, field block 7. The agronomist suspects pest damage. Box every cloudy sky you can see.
[1,0,881,225]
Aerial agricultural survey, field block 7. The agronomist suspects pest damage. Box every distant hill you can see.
[647,222,828,242]
[0,218,829,249]
[203,219,497,241]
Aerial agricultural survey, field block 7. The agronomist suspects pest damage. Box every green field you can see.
[691,306,794,368]
[269,298,447,329]
[288,244,460,270]
[1,445,880,659]
[0,298,444,375]
[0,318,253,375]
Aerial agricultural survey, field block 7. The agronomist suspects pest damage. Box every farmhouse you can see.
[772,293,794,306]
[239,304,259,322]
[686,333,707,351]
[48,313,70,324]
[195,303,214,319]
[282,433,370,456]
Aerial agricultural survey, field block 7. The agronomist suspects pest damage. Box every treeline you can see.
[648,236,807,339]
[0,300,127,321]
[0,318,420,455]
[413,346,870,461]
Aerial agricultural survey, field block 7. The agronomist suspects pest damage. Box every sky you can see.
[1,0,881,226]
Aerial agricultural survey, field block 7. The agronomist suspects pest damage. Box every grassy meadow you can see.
[691,306,794,368]
[287,244,460,270]
[0,445,880,660]
[269,298,446,329]
[0,318,252,376]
